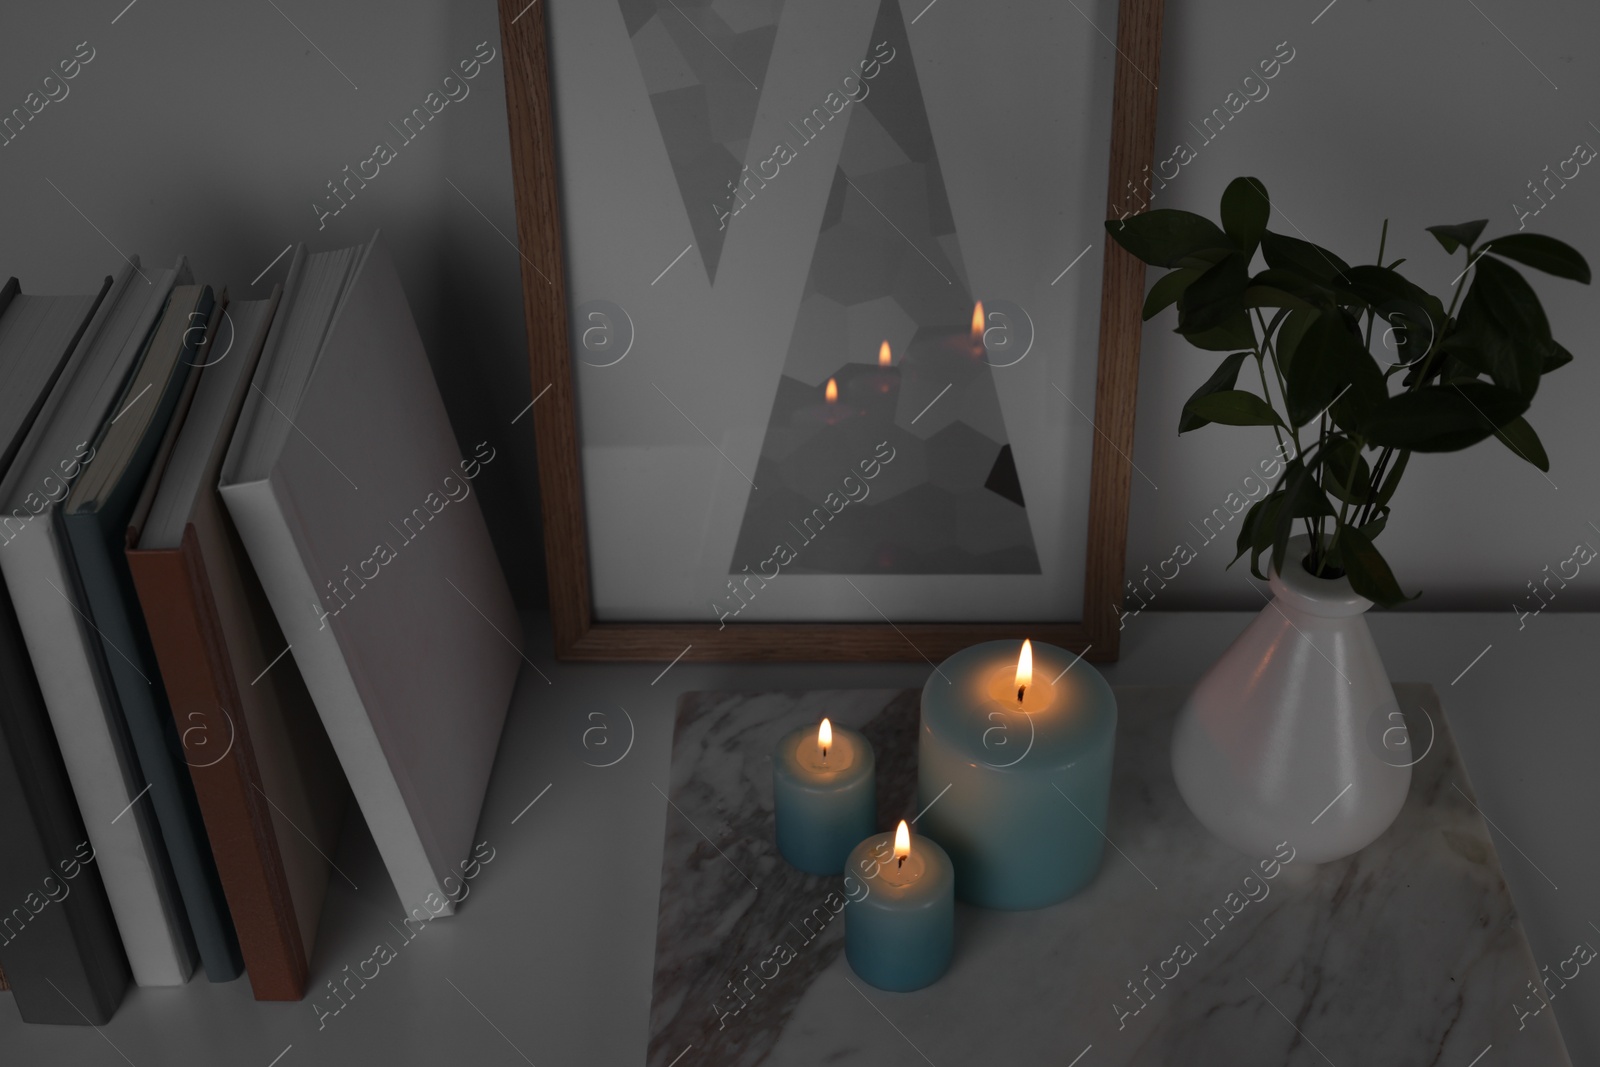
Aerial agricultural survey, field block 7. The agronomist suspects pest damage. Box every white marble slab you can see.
[647,684,1570,1066]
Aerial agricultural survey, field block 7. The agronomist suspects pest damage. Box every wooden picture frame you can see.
[497,0,1165,662]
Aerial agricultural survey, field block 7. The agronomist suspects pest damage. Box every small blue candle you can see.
[917,639,1117,909]
[844,822,954,992]
[773,719,875,875]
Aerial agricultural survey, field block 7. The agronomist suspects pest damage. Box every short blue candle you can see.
[844,825,954,992]
[773,720,875,875]
[917,639,1117,909]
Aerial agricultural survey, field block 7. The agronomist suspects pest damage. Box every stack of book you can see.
[0,234,522,1022]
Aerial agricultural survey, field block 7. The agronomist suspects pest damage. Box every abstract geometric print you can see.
[617,0,785,283]
[729,0,1040,576]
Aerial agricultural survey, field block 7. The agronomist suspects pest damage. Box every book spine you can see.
[61,508,242,982]
[0,579,130,1023]
[0,511,195,986]
[127,535,308,999]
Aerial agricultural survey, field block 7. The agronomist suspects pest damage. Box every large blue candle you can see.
[844,822,954,992]
[917,639,1117,909]
[773,719,875,875]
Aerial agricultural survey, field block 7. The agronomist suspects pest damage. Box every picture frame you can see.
[498,0,1165,662]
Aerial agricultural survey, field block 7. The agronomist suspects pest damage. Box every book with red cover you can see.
[127,289,349,1000]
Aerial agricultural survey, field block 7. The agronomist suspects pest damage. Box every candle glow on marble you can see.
[917,639,1118,909]
[844,821,954,992]
[772,718,875,875]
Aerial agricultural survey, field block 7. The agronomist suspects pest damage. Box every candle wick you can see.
[822,747,828,760]
[897,856,904,869]
[1017,685,1026,703]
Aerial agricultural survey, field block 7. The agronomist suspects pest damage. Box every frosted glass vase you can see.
[1170,535,1412,863]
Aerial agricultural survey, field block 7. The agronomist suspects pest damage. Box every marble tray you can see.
[647,685,1569,1066]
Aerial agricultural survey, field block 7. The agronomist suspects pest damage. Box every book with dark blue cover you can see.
[61,284,243,983]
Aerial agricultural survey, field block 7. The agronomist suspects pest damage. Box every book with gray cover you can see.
[220,233,520,917]
[0,273,135,1024]
[0,258,200,987]
[62,284,244,983]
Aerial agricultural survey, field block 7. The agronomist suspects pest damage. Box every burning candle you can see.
[916,639,1117,909]
[773,717,876,875]
[844,820,954,991]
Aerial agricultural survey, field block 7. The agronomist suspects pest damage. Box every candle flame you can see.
[818,717,832,756]
[878,340,892,367]
[971,301,985,344]
[1015,638,1032,700]
[894,819,910,861]
[825,377,838,403]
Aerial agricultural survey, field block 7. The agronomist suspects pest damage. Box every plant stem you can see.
[1354,239,1474,530]
[1252,308,1320,564]
[1319,434,1367,577]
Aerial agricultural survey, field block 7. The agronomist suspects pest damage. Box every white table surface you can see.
[0,609,1593,1066]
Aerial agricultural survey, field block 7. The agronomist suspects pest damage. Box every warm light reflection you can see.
[1015,638,1032,702]
[825,377,839,403]
[818,717,832,757]
[894,819,911,863]
[971,301,985,343]
[878,340,892,366]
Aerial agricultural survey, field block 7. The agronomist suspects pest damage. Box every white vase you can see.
[1170,534,1411,863]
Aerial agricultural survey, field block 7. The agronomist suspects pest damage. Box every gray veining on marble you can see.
[648,685,1570,1066]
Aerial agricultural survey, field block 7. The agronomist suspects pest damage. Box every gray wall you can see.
[2,0,1596,616]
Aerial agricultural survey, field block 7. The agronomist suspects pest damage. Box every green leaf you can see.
[1220,177,1271,254]
[1371,449,1409,508]
[1426,220,1488,254]
[1105,211,1233,268]
[1247,268,1331,310]
[1249,490,1288,580]
[1179,312,1258,351]
[1270,460,1334,577]
[1260,230,1351,283]
[1480,233,1591,284]
[1319,436,1372,504]
[1142,268,1203,320]
[1274,306,1320,376]
[1334,521,1415,608]
[1493,415,1550,471]
[1179,351,1252,433]
[1173,246,1236,271]
[1185,389,1285,429]
[1283,309,1370,428]
[1245,285,1317,311]
[1453,256,1552,399]
[1178,254,1251,335]
[1360,382,1530,451]
[1231,497,1265,567]
[1333,265,1444,367]
[1544,340,1574,373]
[1361,507,1389,540]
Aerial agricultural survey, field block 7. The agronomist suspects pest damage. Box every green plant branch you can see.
[1317,434,1366,578]
[1251,307,1320,555]
[1356,241,1480,528]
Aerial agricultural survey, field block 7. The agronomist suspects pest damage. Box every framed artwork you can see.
[498,0,1164,661]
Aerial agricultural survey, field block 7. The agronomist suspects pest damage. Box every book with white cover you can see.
[220,234,520,917]
[0,258,199,986]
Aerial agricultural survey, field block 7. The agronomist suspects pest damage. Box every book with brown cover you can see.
[127,289,349,1001]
